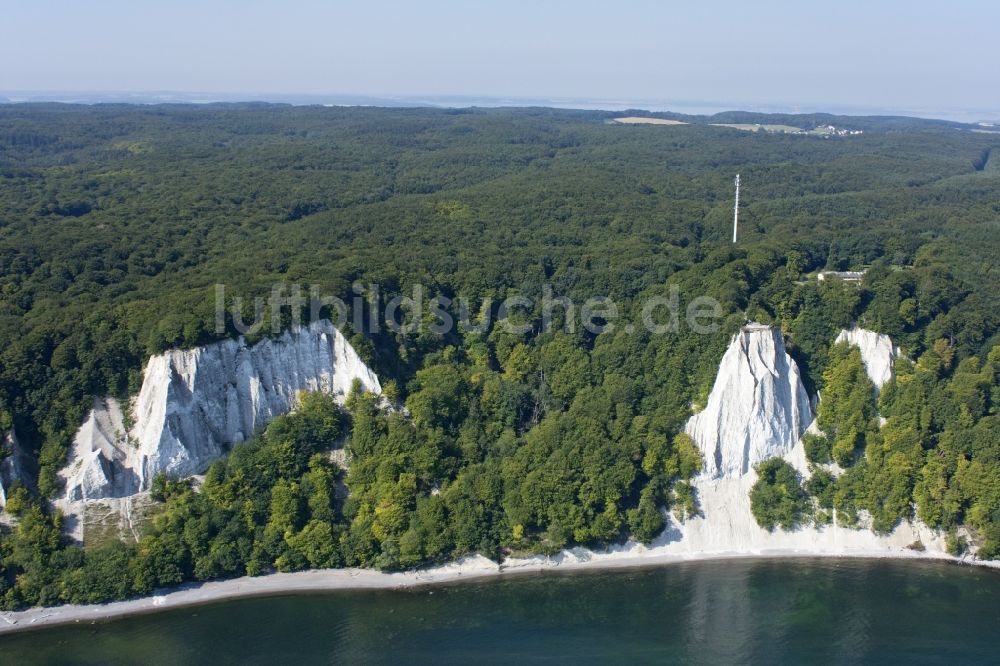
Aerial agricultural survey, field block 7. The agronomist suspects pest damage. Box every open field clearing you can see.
[711,123,803,132]
[613,116,687,125]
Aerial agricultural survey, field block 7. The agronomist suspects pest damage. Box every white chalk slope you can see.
[1,429,31,508]
[835,326,898,390]
[685,323,812,479]
[662,324,952,559]
[59,320,380,505]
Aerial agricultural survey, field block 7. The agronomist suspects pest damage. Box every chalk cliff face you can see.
[1,429,31,507]
[648,326,959,562]
[685,324,812,479]
[60,320,380,503]
[835,327,897,390]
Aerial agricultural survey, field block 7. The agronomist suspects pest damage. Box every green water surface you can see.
[2,558,998,664]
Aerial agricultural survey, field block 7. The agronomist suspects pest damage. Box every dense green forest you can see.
[1,104,998,608]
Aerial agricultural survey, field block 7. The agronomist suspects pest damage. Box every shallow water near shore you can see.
[2,557,999,664]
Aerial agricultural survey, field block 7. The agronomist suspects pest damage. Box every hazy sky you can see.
[3,0,998,113]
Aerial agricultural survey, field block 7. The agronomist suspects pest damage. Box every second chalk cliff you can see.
[685,323,812,480]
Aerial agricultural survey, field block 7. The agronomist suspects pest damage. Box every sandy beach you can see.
[1,541,993,636]
[4,471,997,636]
[5,454,996,637]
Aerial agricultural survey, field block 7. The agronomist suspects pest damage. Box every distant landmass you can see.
[1,90,997,125]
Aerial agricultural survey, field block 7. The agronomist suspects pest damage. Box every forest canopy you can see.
[1,104,998,608]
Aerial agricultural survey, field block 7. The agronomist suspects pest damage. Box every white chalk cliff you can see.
[631,323,959,560]
[685,323,812,479]
[59,320,380,505]
[1,429,31,508]
[49,316,966,569]
[835,326,898,390]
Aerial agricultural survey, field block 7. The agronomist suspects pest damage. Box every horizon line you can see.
[2,91,998,124]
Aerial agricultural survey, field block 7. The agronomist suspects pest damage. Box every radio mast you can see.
[732,173,741,243]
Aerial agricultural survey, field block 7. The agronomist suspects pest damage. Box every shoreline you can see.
[1,546,995,636]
